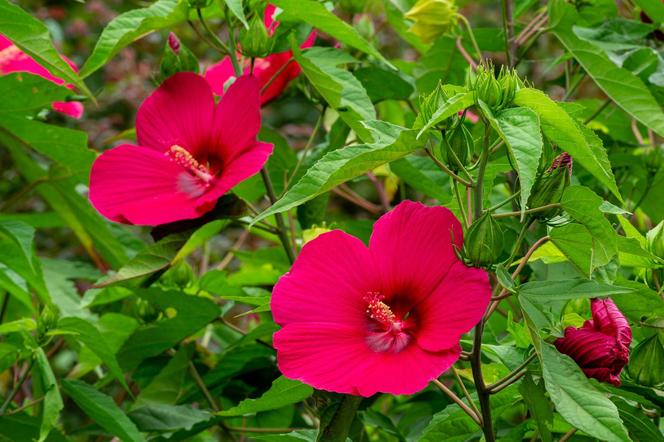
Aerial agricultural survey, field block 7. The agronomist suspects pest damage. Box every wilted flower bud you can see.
[555,298,632,386]
[646,221,664,259]
[527,152,572,217]
[464,212,503,268]
[405,0,458,44]
[443,122,473,171]
[627,333,664,386]
[167,32,181,55]
[239,16,273,58]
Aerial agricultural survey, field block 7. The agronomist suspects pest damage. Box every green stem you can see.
[486,191,520,212]
[501,0,515,66]
[318,395,362,442]
[473,124,491,220]
[470,322,495,442]
[261,168,295,264]
[457,15,482,61]
[224,7,243,76]
[453,181,469,227]
[425,148,474,188]
[492,203,560,219]
[487,353,536,393]
[196,9,231,55]
[584,98,611,124]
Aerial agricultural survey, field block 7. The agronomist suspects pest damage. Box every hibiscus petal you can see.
[136,72,215,155]
[213,75,261,159]
[271,230,378,327]
[275,322,459,396]
[255,52,299,105]
[369,200,464,303]
[89,144,212,225]
[204,57,236,96]
[52,101,84,119]
[196,141,273,208]
[415,261,491,352]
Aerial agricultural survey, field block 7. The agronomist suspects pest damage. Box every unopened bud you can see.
[468,63,521,111]
[239,16,273,58]
[464,212,503,268]
[168,32,181,55]
[527,152,572,218]
[405,0,458,44]
[443,122,473,171]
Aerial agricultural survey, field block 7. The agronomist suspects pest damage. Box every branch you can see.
[432,379,482,426]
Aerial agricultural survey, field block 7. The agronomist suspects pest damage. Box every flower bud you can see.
[527,152,572,218]
[239,16,273,58]
[468,63,521,111]
[627,333,664,386]
[464,212,503,268]
[555,298,632,386]
[646,221,664,259]
[161,261,195,289]
[38,306,58,337]
[443,122,473,171]
[159,33,199,83]
[405,0,458,44]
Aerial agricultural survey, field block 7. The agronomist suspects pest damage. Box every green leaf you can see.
[491,107,543,216]
[353,67,414,103]
[134,345,193,407]
[172,220,229,264]
[0,0,92,99]
[513,88,621,200]
[0,221,49,304]
[117,289,220,370]
[272,0,392,67]
[0,318,36,335]
[613,397,664,442]
[56,317,128,390]
[548,0,664,137]
[390,156,453,203]
[223,0,248,28]
[255,122,423,222]
[540,343,631,442]
[34,348,63,442]
[62,379,145,442]
[561,186,619,266]
[80,0,186,78]
[635,0,664,22]
[519,375,553,442]
[293,47,375,142]
[518,279,633,331]
[129,404,213,432]
[0,115,95,183]
[416,92,474,138]
[550,224,595,277]
[218,377,313,417]
[0,73,71,115]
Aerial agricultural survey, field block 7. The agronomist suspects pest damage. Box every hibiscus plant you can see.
[0,0,662,441]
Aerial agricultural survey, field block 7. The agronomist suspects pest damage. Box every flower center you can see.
[166,145,214,183]
[364,292,413,353]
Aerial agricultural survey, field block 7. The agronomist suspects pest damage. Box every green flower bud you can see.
[162,261,196,289]
[464,212,503,268]
[416,83,448,130]
[527,153,572,218]
[468,63,521,111]
[443,122,473,171]
[37,305,58,339]
[239,16,273,58]
[159,33,199,83]
[627,333,664,386]
[646,221,664,259]
[405,0,458,44]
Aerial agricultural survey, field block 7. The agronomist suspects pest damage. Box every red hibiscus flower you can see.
[204,4,316,105]
[0,35,84,119]
[555,298,632,386]
[270,201,491,396]
[89,72,272,226]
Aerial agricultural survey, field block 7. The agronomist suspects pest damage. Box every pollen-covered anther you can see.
[364,292,398,327]
[166,145,214,183]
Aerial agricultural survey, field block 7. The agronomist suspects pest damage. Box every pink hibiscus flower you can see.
[555,298,632,386]
[89,72,273,226]
[271,201,491,396]
[204,4,316,105]
[0,35,84,119]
